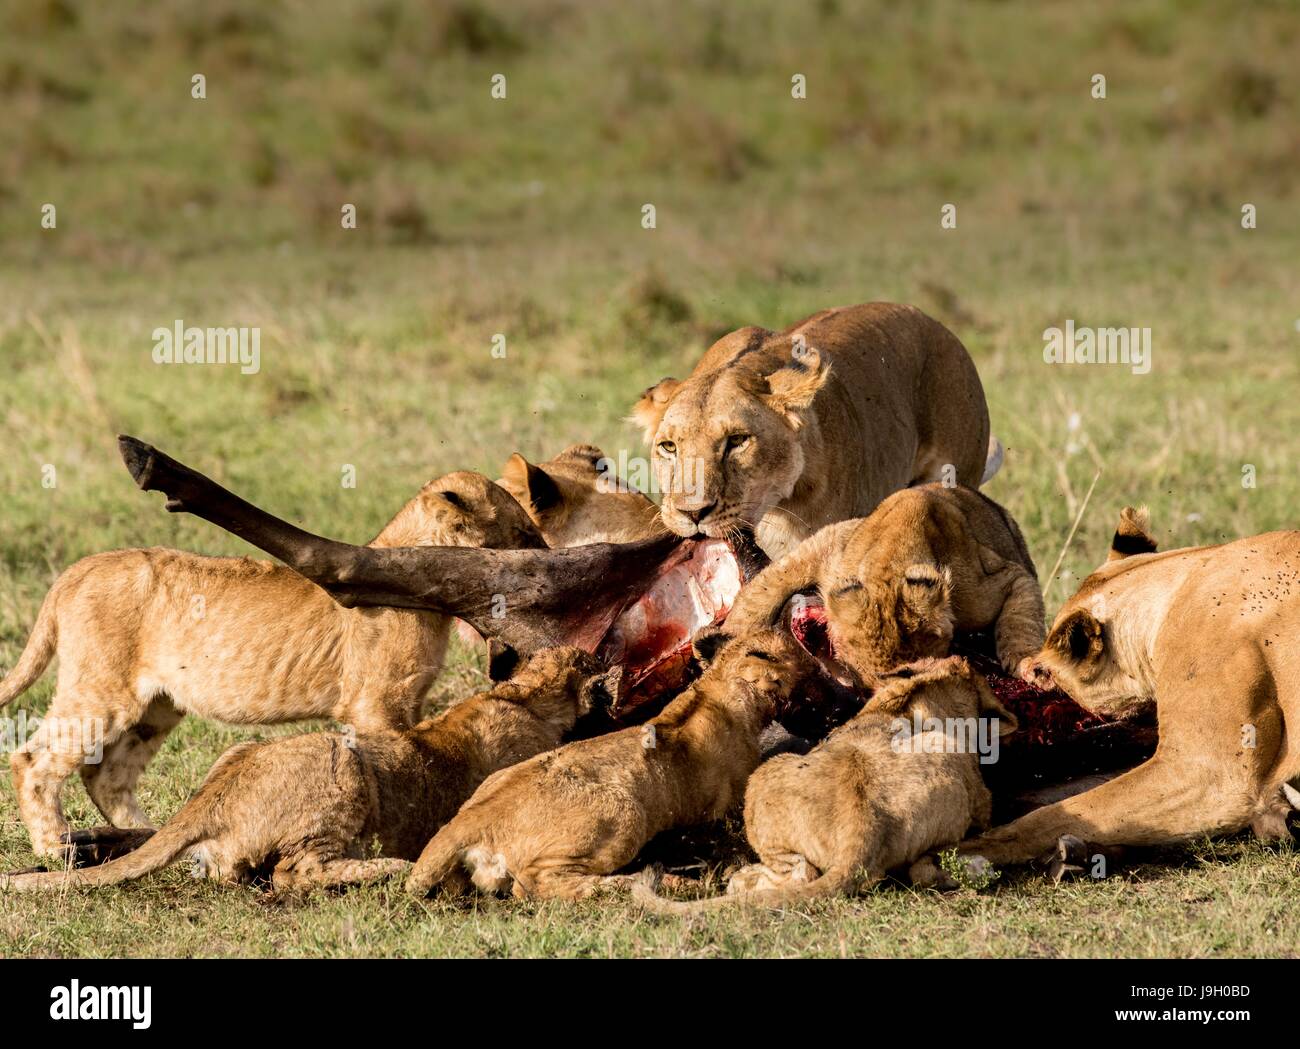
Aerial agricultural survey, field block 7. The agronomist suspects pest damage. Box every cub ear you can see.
[972,675,1019,739]
[629,378,681,445]
[690,626,732,669]
[1046,608,1104,665]
[1108,505,1157,561]
[501,453,561,514]
[487,639,521,683]
[580,664,624,715]
[899,563,952,619]
[764,346,830,427]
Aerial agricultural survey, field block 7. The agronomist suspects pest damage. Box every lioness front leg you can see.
[959,751,1264,866]
[963,646,1279,864]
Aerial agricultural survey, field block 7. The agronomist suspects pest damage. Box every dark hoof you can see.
[1040,835,1126,883]
[59,826,157,868]
[1042,834,1088,883]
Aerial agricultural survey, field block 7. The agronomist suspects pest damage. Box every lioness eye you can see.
[657,440,677,457]
[726,433,751,451]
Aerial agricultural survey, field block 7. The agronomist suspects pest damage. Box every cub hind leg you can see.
[81,695,183,829]
[272,855,413,893]
[13,703,140,858]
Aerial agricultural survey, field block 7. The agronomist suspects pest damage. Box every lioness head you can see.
[371,471,547,550]
[499,444,663,547]
[825,562,956,685]
[631,342,830,538]
[1028,506,1158,715]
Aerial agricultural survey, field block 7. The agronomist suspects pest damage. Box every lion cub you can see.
[727,484,1044,683]
[2,648,616,893]
[2,471,544,857]
[635,657,1015,911]
[404,628,827,900]
[499,443,665,546]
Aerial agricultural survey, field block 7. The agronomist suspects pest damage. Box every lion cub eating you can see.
[2,471,545,857]
[1,648,616,893]
[635,657,1015,911]
[499,443,665,546]
[726,483,1044,683]
[404,628,826,900]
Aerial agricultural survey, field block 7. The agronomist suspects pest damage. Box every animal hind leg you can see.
[81,696,183,829]
[11,728,93,858]
[272,856,413,893]
[516,864,644,900]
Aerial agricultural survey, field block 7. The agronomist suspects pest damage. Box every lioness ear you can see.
[501,453,561,514]
[1047,608,1103,665]
[972,675,1019,738]
[690,626,732,668]
[1108,505,1157,561]
[764,347,829,427]
[629,378,681,445]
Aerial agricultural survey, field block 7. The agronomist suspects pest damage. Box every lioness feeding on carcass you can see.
[633,302,1002,559]
[934,506,1300,872]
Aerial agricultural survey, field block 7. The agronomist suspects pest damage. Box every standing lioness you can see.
[632,303,999,558]
[2,471,545,857]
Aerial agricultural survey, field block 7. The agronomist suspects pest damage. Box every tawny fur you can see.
[1,648,613,893]
[630,303,998,558]
[404,629,826,900]
[1,471,545,856]
[726,484,1044,682]
[634,657,1016,912]
[498,443,666,546]
[952,508,1300,865]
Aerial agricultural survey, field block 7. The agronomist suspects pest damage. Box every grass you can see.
[1,0,1298,957]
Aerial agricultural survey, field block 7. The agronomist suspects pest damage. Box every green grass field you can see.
[1,0,1298,957]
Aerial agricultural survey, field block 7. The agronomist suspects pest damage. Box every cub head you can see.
[865,656,1018,738]
[690,626,823,716]
[499,444,663,547]
[495,645,625,728]
[631,337,831,538]
[825,562,955,685]
[1025,505,1159,714]
[371,471,546,551]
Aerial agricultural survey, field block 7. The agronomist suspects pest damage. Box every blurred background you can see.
[1,0,1298,648]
